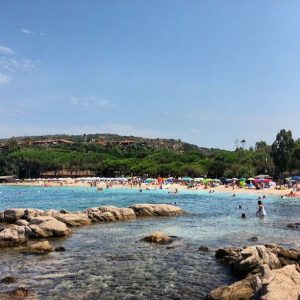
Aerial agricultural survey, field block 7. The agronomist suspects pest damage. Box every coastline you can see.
[1,181,298,199]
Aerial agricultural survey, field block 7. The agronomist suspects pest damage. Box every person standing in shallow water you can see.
[256,200,266,217]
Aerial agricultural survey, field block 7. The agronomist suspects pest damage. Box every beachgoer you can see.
[239,205,242,209]
[256,200,266,217]
[241,213,246,219]
[232,194,236,197]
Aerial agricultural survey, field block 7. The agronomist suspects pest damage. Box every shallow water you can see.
[0,186,299,299]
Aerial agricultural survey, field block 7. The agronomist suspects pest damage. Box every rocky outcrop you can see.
[206,244,300,300]
[0,225,28,247]
[0,204,182,247]
[29,216,71,238]
[216,245,282,276]
[130,204,182,217]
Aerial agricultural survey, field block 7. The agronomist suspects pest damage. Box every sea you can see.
[0,186,299,299]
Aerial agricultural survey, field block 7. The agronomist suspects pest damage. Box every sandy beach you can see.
[2,180,298,198]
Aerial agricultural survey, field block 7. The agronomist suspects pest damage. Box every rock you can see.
[0,225,28,247]
[96,211,116,222]
[287,222,300,229]
[265,244,300,266]
[142,232,174,244]
[16,220,29,226]
[0,224,5,232]
[43,209,60,218]
[1,276,17,284]
[3,287,31,299]
[0,211,5,222]
[29,240,52,253]
[216,245,282,275]
[54,246,66,252]
[199,246,210,252]
[215,247,242,264]
[205,274,260,300]
[56,213,91,227]
[249,236,259,242]
[29,216,71,238]
[258,264,300,299]
[208,244,300,300]
[206,263,300,300]
[130,204,182,217]
[23,208,44,220]
[4,209,25,223]
[59,209,69,214]
[98,206,136,221]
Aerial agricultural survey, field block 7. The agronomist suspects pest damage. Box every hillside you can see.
[0,133,217,155]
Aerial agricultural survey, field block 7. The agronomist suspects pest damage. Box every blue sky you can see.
[1,1,300,149]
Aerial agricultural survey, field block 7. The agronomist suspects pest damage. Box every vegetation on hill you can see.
[0,130,299,179]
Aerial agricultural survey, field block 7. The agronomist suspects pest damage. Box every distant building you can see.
[33,139,74,145]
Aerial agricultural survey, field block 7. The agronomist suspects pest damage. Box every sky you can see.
[1,1,300,150]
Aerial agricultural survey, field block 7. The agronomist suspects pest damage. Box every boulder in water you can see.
[249,236,259,242]
[56,213,91,227]
[287,222,300,229]
[54,246,66,252]
[198,246,210,252]
[143,232,174,244]
[130,204,182,217]
[29,240,52,253]
[0,225,28,247]
[1,276,17,284]
[29,216,71,238]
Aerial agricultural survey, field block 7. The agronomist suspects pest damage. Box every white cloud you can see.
[0,46,15,55]
[21,28,32,34]
[69,96,111,108]
[0,73,11,85]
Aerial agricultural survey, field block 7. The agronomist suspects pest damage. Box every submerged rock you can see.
[249,236,259,242]
[198,246,210,252]
[287,222,300,229]
[2,287,33,300]
[54,246,66,252]
[1,276,17,284]
[143,232,175,244]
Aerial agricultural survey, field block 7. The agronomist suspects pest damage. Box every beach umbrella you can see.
[145,178,155,183]
[239,178,246,181]
[213,179,220,182]
[292,176,300,181]
[247,178,255,181]
[181,177,193,181]
[263,179,272,183]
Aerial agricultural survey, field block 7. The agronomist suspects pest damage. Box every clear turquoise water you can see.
[0,186,299,299]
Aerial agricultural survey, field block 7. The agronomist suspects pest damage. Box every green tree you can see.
[271,129,294,174]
